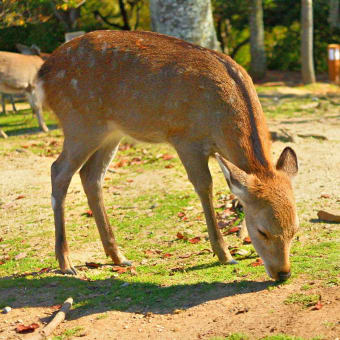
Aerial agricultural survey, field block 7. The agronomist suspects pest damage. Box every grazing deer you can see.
[0,46,49,132]
[36,30,299,281]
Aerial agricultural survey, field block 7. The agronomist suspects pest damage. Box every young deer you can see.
[0,50,48,132]
[37,30,299,281]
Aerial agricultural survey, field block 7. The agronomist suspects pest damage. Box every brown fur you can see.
[37,31,298,280]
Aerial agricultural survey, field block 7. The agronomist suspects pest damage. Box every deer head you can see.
[216,147,299,281]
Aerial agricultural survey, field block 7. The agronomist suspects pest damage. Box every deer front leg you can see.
[173,140,236,264]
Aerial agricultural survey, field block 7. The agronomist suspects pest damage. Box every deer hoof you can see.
[62,267,77,275]
[227,259,238,265]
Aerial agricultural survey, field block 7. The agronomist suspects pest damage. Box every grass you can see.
[0,86,339,338]
[210,334,324,340]
[284,293,320,308]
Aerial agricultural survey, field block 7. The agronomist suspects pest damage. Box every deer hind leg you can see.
[26,91,48,132]
[51,139,98,274]
[79,136,131,266]
[172,140,236,264]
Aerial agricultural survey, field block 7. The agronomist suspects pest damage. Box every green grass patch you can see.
[284,293,320,308]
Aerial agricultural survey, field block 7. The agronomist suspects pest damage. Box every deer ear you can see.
[276,147,298,178]
[215,153,249,200]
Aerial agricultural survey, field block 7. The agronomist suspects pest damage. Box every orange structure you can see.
[328,44,340,84]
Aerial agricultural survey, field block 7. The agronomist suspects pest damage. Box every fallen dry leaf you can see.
[227,226,241,234]
[243,237,252,244]
[15,195,25,200]
[162,253,173,258]
[38,267,51,274]
[176,232,186,240]
[126,179,134,183]
[15,323,39,334]
[320,194,331,199]
[0,237,3,242]
[162,153,175,160]
[112,266,128,274]
[165,164,174,169]
[250,258,263,266]
[311,300,323,310]
[86,262,101,268]
[177,211,186,218]
[188,236,201,244]
[50,304,62,310]
[83,209,93,217]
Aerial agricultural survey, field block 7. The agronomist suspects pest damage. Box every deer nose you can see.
[277,271,291,281]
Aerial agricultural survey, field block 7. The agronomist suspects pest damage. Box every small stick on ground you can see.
[0,128,8,139]
[26,297,73,340]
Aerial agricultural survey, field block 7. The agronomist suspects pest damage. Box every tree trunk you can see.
[149,0,220,51]
[329,0,340,29]
[301,0,316,84]
[249,0,266,81]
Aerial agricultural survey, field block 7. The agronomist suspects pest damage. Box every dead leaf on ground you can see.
[86,262,101,268]
[82,209,93,217]
[162,153,175,160]
[311,300,323,310]
[227,226,241,234]
[50,304,62,310]
[188,236,201,244]
[112,266,128,274]
[38,267,51,274]
[15,323,39,334]
[243,237,252,244]
[320,194,331,199]
[197,248,212,255]
[165,164,174,169]
[176,232,187,240]
[162,253,173,258]
[177,211,186,218]
[250,258,263,266]
[0,237,3,242]
[15,195,25,200]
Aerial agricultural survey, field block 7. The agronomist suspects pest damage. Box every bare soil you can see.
[0,115,339,340]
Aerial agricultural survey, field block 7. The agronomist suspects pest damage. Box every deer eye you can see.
[258,229,268,239]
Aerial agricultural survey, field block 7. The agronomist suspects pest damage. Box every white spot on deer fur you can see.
[51,195,56,211]
[102,42,108,54]
[229,95,236,104]
[71,78,78,90]
[97,34,103,38]
[238,71,244,79]
[56,70,66,79]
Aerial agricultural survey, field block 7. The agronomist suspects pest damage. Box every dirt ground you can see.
[0,115,339,339]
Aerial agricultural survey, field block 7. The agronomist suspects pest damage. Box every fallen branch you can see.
[317,210,340,223]
[0,128,8,139]
[26,297,73,340]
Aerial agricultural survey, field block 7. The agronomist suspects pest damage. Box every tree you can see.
[249,0,266,80]
[301,0,316,84]
[149,0,220,51]
[329,0,340,30]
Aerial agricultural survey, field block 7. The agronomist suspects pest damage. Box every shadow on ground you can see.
[0,266,275,320]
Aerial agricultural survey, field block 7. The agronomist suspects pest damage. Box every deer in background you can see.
[37,30,299,281]
[0,44,49,132]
